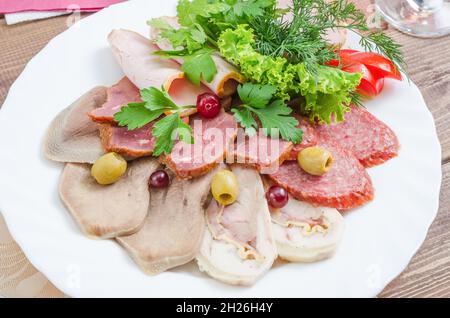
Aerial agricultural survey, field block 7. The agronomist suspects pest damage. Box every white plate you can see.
[0,0,442,297]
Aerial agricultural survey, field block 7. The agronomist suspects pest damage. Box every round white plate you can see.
[0,0,442,297]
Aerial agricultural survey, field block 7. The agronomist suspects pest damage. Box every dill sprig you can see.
[249,0,406,75]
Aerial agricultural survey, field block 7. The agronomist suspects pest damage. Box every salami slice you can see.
[287,115,318,161]
[269,137,374,210]
[315,106,399,167]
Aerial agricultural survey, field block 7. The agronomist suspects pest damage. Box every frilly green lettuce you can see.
[218,25,362,124]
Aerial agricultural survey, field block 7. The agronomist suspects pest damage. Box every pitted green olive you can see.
[298,146,333,176]
[91,152,127,185]
[211,169,239,206]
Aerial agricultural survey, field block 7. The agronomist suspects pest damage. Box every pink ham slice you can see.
[150,17,245,97]
[287,115,319,160]
[108,29,212,107]
[233,131,293,174]
[99,122,156,158]
[89,77,141,123]
[162,111,238,179]
[269,137,374,210]
[314,105,400,168]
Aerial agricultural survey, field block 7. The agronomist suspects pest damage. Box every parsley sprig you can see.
[232,83,303,143]
[113,86,194,155]
[148,0,274,85]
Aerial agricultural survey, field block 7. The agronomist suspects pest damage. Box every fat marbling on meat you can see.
[270,137,374,210]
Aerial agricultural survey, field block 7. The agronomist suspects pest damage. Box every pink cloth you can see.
[0,0,126,14]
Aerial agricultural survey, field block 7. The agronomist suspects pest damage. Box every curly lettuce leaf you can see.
[218,25,362,123]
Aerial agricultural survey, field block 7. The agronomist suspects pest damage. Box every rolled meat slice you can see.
[150,16,245,97]
[269,193,344,262]
[108,29,211,107]
[43,86,106,164]
[196,166,277,286]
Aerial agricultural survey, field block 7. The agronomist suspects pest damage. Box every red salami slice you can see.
[269,137,374,210]
[287,115,318,161]
[315,105,399,167]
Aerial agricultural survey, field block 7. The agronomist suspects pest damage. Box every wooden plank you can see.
[0,15,74,107]
[379,162,450,297]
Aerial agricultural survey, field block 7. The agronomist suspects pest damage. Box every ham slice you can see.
[196,166,277,286]
[98,122,156,159]
[108,29,212,107]
[89,77,141,123]
[150,17,245,97]
[233,131,293,174]
[162,111,238,179]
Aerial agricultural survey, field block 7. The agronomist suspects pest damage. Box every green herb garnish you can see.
[232,83,303,143]
[113,86,195,155]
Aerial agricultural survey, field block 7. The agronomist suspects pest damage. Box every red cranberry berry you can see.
[149,170,170,188]
[196,93,221,118]
[266,186,289,209]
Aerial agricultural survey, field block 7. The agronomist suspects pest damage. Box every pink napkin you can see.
[0,0,127,14]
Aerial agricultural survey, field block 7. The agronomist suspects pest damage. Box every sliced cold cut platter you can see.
[0,0,442,297]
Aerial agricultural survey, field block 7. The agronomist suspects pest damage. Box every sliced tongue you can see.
[117,167,217,275]
[43,86,106,164]
[59,157,159,239]
[89,77,141,123]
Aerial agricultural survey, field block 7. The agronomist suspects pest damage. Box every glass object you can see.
[376,0,450,38]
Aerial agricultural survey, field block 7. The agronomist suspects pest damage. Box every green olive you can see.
[91,152,127,185]
[211,169,239,206]
[298,146,333,176]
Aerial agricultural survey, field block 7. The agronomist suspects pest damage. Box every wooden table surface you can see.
[0,9,449,298]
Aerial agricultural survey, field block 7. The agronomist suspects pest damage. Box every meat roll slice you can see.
[196,166,277,286]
